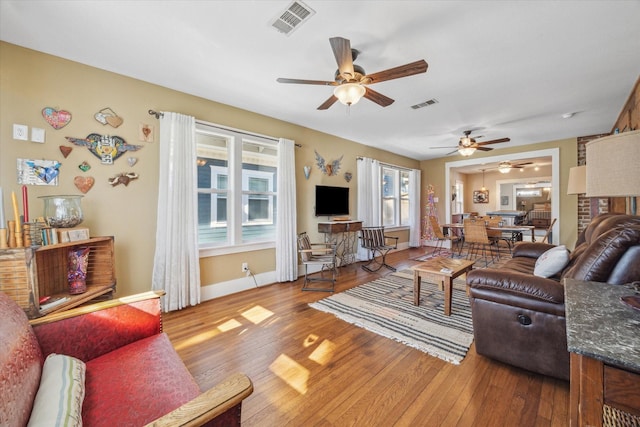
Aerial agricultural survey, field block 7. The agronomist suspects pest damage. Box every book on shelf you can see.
[40,227,90,245]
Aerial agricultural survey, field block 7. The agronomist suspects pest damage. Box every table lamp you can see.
[567,165,586,195]
[586,130,640,214]
[586,130,640,310]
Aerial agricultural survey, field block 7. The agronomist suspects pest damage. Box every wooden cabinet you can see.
[565,279,640,427]
[0,237,116,318]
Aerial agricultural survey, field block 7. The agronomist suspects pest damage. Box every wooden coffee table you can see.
[412,257,475,316]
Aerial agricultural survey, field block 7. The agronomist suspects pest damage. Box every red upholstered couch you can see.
[0,290,253,427]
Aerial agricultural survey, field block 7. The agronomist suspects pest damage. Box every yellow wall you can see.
[0,42,419,297]
[421,139,579,247]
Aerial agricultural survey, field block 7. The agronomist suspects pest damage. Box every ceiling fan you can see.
[276,37,428,110]
[491,161,534,173]
[430,130,510,156]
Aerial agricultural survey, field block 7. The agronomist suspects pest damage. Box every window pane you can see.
[383,168,396,197]
[400,199,409,225]
[197,133,229,246]
[197,193,228,245]
[382,198,395,226]
[242,139,278,243]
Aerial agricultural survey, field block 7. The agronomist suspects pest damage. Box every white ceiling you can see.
[1,1,639,161]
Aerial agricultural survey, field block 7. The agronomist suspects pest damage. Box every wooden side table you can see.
[412,257,475,316]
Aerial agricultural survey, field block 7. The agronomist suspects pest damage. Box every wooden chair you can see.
[360,226,398,272]
[540,218,557,243]
[484,216,512,255]
[428,216,461,257]
[297,232,337,292]
[463,219,497,267]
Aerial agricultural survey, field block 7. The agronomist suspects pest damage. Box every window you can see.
[196,123,278,249]
[382,166,411,228]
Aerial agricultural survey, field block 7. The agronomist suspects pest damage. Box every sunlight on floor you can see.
[241,305,274,324]
[173,328,221,351]
[308,339,336,365]
[269,354,309,394]
[218,318,243,332]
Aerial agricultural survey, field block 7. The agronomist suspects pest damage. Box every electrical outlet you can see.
[241,262,249,272]
[13,124,28,140]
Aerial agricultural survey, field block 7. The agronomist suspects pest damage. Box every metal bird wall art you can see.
[315,150,343,176]
[66,133,142,165]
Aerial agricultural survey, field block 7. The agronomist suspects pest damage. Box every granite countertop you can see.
[564,278,640,372]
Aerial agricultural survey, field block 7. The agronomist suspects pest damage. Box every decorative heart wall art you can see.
[42,107,72,129]
[94,107,123,128]
[66,133,142,165]
[59,146,73,158]
[127,157,138,167]
[74,176,95,194]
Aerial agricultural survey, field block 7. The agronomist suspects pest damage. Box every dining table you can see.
[441,223,537,242]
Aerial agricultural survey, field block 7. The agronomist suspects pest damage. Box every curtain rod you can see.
[356,156,414,171]
[148,109,301,147]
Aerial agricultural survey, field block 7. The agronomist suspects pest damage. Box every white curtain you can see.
[152,112,201,312]
[409,168,422,247]
[275,138,298,282]
[356,157,381,260]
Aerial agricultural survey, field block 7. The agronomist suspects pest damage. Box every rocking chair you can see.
[360,226,398,272]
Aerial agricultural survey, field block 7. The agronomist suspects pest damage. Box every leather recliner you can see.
[466,213,640,380]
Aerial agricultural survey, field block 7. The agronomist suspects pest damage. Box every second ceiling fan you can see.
[277,37,428,110]
[431,130,511,156]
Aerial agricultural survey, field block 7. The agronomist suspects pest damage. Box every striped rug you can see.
[309,270,473,364]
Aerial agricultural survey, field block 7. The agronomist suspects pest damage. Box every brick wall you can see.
[577,134,609,233]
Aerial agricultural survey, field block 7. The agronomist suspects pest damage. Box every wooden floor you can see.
[163,247,570,426]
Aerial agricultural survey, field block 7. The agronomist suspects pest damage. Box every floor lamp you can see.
[585,130,640,215]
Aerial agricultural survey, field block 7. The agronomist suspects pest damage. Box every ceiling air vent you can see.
[270,1,315,36]
[411,98,439,110]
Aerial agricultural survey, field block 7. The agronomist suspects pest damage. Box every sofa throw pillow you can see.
[27,353,86,427]
[534,245,570,278]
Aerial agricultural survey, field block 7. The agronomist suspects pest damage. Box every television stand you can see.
[318,220,363,267]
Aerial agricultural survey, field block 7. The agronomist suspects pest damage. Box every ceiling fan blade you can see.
[317,95,339,110]
[446,149,460,155]
[477,146,494,151]
[277,77,337,86]
[430,146,459,149]
[514,162,534,166]
[329,37,355,81]
[363,87,394,107]
[363,60,428,84]
[476,137,510,146]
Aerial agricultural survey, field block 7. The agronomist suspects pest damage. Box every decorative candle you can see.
[11,191,21,233]
[0,187,5,228]
[22,185,29,223]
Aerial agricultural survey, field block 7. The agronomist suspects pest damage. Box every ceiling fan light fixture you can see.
[333,83,365,106]
[458,146,476,156]
[498,162,512,173]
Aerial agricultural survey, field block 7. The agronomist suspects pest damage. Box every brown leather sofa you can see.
[466,213,640,380]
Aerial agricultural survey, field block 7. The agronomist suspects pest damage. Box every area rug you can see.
[309,271,473,364]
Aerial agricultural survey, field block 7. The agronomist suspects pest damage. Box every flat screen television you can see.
[315,185,349,217]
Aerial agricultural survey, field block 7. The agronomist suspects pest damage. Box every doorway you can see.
[444,148,559,245]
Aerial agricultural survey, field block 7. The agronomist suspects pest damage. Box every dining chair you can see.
[484,216,512,255]
[463,219,497,267]
[297,232,337,292]
[428,216,461,257]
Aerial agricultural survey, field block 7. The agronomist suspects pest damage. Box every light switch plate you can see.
[13,124,28,140]
[31,127,45,143]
